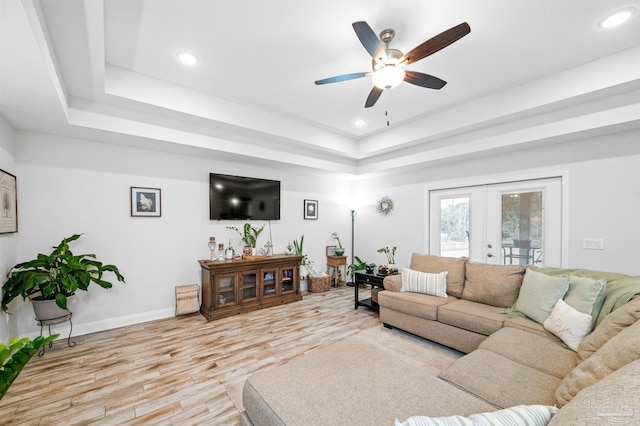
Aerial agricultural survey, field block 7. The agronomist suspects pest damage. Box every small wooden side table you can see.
[326,255,347,287]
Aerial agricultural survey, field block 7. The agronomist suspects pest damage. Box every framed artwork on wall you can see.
[304,199,318,220]
[0,169,17,233]
[131,187,161,217]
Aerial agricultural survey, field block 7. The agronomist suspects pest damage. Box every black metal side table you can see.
[36,313,76,356]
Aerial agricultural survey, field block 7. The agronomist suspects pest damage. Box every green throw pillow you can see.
[514,269,569,324]
[564,276,606,327]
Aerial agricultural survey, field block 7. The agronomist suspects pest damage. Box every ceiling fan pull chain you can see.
[386,110,390,127]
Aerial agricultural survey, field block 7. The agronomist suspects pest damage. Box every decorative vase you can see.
[242,246,252,258]
[335,247,345,256]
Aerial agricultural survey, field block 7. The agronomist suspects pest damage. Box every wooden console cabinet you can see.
[199,254,303,321]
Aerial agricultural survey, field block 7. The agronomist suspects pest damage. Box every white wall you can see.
[9,127,640,340]
[0,116,18,343]
[12,131,353,338]
[352,131,640,275]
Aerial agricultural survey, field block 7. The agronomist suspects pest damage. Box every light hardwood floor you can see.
[0,287,380,425]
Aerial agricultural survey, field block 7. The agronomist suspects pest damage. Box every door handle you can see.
[487,253,494,258]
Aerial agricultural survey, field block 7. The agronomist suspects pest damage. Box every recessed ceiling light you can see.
[176,50,199,65]
[600,8,634,28]
[354,119,367,127]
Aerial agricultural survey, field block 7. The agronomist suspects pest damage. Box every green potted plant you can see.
[1,234,125,320]
[331,232,345,256]
[1,334,58,399]
[377,246,398,275]
[293,235,311,270]
[227,223,265,256]
[347,256,368,278]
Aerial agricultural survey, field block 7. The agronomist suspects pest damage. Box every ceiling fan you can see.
[315,21,471,108]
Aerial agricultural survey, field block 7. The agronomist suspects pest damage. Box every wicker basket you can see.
[308,276,331,293]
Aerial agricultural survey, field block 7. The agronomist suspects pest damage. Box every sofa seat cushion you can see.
[243,334,496,426]
[378,291,453,321]
[462,262,525,308]
[503,316,556,339]
[438,349,561,408]
[438,300,506,336]
[549,359,640,425]
[478,327,578,379]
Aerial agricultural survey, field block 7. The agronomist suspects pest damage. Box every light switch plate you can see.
[583,238,604,250]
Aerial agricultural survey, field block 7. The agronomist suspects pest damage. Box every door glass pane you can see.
[440,197,470,258]
[219,276,235,306]
[501,191,543,265]
[242,272,257,300]
[282,267,294,292]
[263,270,276,296]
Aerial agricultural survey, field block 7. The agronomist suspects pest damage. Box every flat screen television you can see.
[209,173,281,220]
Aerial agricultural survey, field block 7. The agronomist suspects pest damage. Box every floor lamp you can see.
[348,209,357,286]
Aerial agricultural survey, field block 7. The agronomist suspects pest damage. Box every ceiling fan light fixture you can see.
[372,65,405,90]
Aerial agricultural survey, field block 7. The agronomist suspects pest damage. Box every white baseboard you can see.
[23,307,177,340]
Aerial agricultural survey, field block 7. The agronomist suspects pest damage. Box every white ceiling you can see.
[1,0,639,175]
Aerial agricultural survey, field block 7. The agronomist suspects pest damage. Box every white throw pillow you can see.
[544,299,593,351]
[401,268,447,298]
[395,404,558,426]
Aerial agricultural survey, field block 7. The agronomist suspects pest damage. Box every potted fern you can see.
[1,234,125,320]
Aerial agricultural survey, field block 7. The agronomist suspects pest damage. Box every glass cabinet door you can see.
[216,273,237,308]
[262,269,277,297]
[241,270,258,302]
[281,267,295,293]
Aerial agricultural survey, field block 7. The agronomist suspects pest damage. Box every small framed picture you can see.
[303,199,318,220]
[0,169,18,234]
[326,245,337,256]
[131,187,161,217]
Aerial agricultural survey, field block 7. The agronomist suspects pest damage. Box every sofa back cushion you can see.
[409,253,467,298]
[461,262,525,308]
[549,358,640,425]
[555,319,640,407]
[576,296,640,361]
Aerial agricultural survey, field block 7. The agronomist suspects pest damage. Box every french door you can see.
[428,178,562,266]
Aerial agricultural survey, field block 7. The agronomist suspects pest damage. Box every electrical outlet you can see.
[583,238,604,250]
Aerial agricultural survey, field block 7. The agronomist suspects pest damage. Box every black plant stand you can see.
[36,313,76,356]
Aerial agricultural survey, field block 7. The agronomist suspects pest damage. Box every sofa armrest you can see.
[384,274,402,292]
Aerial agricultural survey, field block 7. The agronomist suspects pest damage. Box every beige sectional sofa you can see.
[240,254,640,425]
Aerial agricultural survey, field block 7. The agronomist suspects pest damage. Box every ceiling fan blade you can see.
[399,22,471,65]
[352,21,385,60]
[404,71,447,89]
[365,86,383,108]
[315,72,368,85]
